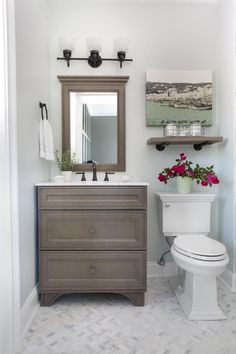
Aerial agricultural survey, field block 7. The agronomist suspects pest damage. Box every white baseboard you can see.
[220,268,236,293]
[147,261,178,278]
[148,262,236,293]
[20,284,39,340]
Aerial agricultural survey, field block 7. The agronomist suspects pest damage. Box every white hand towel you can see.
[43,119,54,161]
[39,119,45,159]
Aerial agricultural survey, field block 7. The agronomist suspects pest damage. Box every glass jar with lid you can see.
[163,120,178,136]
[189,120,204,136]
[178,120,190,136]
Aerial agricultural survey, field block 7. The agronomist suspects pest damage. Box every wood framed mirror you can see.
[58,76,129,171]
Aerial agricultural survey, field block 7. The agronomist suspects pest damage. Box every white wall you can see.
[0,0,19,350]
[15,0,50,306]
[49,0,222,263]
[13,0,236,306]
[217,0,236,273]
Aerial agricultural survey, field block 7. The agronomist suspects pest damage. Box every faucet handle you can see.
[104,172,115,182]
[76,172,86,181]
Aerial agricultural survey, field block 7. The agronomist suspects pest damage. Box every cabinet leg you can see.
[122,292,145,306]
[40,292,145,306]
[40,293,62,306]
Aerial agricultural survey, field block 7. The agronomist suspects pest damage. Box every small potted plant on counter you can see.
[158,152,219,193]
[55,149,79,182]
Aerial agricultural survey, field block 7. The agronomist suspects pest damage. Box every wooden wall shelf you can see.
[147,136,223,151]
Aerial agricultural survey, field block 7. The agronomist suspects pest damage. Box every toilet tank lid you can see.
[174,235,227,256]
[156,193,216,203]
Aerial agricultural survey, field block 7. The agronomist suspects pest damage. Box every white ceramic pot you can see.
[54,175,64,184]
[61,171,72,182]
[176,176,192,193]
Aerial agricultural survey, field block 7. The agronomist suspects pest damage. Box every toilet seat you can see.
[173,235,227,261]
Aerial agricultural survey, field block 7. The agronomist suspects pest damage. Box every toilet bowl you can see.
[157,193,229,320]
[171,235,229,320]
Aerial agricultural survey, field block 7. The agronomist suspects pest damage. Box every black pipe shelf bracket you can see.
[147,136,223,152]
[156,143,168,151]
[193,141,212,151]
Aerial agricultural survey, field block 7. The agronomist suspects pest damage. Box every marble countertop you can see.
[35,181,149,187]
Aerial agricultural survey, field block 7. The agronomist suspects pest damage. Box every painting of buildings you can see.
[146,70,212,126]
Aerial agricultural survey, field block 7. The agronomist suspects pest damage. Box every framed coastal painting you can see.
[146,70,213,126]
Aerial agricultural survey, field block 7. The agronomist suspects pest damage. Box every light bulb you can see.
[87,37,102,52]
[114,38,129,53]
[58,37,75,52]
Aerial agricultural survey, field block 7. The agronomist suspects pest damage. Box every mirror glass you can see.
[58,76,129,171]
[70,92,117,164]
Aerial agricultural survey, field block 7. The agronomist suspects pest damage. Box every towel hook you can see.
[39,101,48,120]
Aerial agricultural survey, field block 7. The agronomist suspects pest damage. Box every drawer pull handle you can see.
[88,226,96,235]
[89,266,96,274]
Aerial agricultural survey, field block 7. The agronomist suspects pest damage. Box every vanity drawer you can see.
[40,251,146,291]
[38,186,147,210]
[39,210,146,250]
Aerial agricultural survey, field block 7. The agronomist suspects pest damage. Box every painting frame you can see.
[146,70,213,126]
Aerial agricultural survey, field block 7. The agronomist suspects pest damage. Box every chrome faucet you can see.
[92,161,98,181]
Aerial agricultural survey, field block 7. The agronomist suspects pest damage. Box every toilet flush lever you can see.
[164,203,170,208]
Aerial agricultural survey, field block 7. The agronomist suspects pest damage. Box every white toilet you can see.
[157,192,229,321]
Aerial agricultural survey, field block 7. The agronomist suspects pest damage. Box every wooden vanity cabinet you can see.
[37,186,147,306]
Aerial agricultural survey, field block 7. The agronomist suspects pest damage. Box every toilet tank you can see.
[157,193,216,237]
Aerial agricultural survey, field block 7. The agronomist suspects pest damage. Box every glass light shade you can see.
[114,38,129,53]
[87,37,102,52]
[58,37,75,52]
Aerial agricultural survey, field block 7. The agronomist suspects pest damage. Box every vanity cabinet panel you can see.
[39,210,146,250]
[38,186,146,210]
[37,185,147,306]
[40,251,146,291]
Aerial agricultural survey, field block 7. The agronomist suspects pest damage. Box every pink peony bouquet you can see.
[158,153,219,187]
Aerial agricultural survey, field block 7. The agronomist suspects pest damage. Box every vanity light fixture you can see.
[57,36,133,68]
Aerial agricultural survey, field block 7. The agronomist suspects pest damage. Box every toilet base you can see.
[169,273,226,321]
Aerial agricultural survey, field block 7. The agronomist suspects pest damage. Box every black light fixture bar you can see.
[101,57,133,68]
[57,55,133,68]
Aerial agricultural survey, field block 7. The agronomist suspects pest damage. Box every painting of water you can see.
[146,70,212,126]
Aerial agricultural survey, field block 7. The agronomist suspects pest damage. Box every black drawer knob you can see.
[88,226,96,235]
[89,265,96,274]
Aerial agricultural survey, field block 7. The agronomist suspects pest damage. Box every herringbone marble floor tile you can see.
[17,278,236,354]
